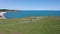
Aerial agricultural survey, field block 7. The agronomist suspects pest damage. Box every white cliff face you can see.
[0,12,6,19]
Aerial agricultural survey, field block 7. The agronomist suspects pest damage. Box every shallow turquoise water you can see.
[4,10,60,18]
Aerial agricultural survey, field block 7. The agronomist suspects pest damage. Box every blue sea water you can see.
[4,10,60,18]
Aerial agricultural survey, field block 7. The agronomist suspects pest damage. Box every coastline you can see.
[0,12,6,19]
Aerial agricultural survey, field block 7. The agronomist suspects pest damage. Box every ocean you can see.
[4,10,60,18]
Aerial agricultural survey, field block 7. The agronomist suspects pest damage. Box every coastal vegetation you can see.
[0,16,60,34]
[0,9,16,12]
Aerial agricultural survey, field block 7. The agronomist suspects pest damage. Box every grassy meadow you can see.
[0,16,60,34]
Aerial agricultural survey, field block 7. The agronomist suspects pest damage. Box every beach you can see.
[0,12,6,19]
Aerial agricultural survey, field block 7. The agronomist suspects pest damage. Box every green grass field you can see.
[0,16,60,34]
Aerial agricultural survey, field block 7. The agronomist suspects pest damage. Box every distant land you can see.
[0,9,19,12]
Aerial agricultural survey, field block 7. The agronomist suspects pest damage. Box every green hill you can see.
[0,16,60,34]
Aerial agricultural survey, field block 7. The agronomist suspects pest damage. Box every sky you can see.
[0,0,60,10]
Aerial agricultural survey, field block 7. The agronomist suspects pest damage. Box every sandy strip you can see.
[0,12,6,19]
